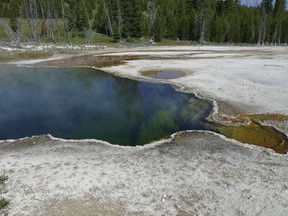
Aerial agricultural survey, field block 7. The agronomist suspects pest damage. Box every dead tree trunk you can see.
[52,0,61,39]
[0,18,17,42]
[257,15,264,44]
[198,0,210,43]
[29,0,39,41]
[116,0,123,40]
[261,15,267,45]
[39,0,47,37]
[198,8,206,43]
[257,1,272,45]
[60,0,68,37]
[82,0,93,44]
[277,26,282,45]
[103,1,114,37]
[46,0,55,41]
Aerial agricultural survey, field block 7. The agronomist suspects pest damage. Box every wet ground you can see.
[140,70,186,79]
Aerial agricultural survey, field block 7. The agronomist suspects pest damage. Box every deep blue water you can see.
[0,66,212,146]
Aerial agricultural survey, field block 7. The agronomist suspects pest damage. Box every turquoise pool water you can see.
[0,66,212,146]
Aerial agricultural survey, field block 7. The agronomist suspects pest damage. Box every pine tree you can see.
[92,0,107,34]
[0,3,3,17]
[241,8,255,43]
[76,1,89,32]
[177,0,189,40]
[188,8,198,41]
[122,0,142,38]
[272,0,286,44]
[211,15,226,43]
[9,0,19,32]
[153,5,164,42]
[197,0,212,43]
[281,11,288,43]
[66,0,77,32]
[257,0,273,44]
[0,0,287,44]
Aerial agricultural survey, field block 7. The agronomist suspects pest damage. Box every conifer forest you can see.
[0,0,287,45]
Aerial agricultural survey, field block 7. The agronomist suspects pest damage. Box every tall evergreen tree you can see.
[122,0,142,38]
[0,0,287,44]
[153,4,164,42]
[272,0,286,44]
[240,7,255,43]
[76,1,89,31]
[8,0,19,32]
[257,0,273,44]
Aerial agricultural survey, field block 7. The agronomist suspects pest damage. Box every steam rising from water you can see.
[0,66,212,145]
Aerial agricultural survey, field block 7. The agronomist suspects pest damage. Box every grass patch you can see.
[0,198,8,209]
[0,18,115,45]
[156,39,191,46]
[93,33,114,44]
[0,50,53,63]
[54,33,114,45]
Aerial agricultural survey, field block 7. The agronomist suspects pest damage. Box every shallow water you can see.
[205,120,288,154]
[0,66,211,146]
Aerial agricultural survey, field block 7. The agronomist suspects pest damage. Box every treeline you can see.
[0,0,287,45]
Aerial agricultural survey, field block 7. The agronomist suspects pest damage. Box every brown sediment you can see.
[206,114,288,154]
[34,54,189,68]
[0,135,52,150]
[237,113,288,122]
[218,122,288,154]
[140,69,186,79]
[210,113,288,125]
[34,54,148,68]
[33,51,243,68]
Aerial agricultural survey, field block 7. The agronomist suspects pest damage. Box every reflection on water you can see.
[0,66,211,146]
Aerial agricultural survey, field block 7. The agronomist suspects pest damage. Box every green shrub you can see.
[0,197,8,209]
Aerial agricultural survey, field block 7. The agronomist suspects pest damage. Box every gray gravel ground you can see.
[1,132,287,216]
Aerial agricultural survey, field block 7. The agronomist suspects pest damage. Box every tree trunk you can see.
[261,15,267,45]
[60,0,67,37]
[199,8,206,43]
[0,18,17,42]
[29,0,38,41]
[103,2,113,37]
[257,15,264,45]
[46,0,55,41]
[116,0,122,40]
[277,26,282,45]
[272,26,278,45]
[52,0,61,39]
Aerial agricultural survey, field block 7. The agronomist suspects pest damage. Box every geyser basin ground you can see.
[1,65,286,152]
[0,66,212,145]
[1,45,288,215]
